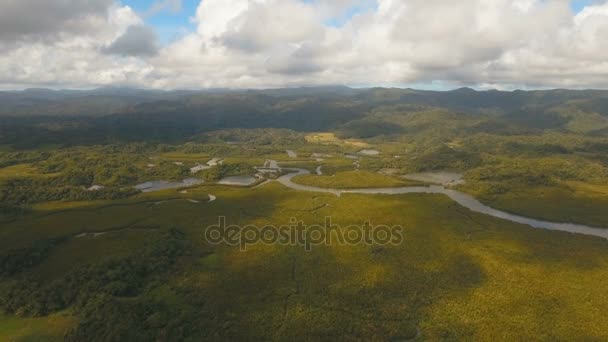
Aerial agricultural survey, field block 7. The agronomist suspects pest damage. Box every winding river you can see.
[274,165,608,240]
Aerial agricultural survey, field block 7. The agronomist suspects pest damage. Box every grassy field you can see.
[2,181,608,340]
[292,170,421,189]
[305,132,370,148]
[0,313,74,342]
[0,164,58,180]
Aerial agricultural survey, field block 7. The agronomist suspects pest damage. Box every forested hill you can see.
[1,87,607,147]
[2,86,608,115]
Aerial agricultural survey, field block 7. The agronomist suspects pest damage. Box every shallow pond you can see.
[359,149,381,156]
[190,164,211,174]
[135,178,203,193]
[218,175,257,186]
[207,158,223,166]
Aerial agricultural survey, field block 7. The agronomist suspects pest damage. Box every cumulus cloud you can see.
[102,25,159,57]
[265,44,325,75]
[0,0,113,43]
[0,3,146,88]
[1,0,608,89]
[218,0,322,53]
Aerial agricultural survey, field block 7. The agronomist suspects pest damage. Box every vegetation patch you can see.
[292,170,420,189]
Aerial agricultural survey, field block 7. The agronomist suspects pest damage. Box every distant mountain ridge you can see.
[1,85,607,148]
[1,86,608,117]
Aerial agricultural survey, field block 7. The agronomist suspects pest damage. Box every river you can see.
[274,165,608,240]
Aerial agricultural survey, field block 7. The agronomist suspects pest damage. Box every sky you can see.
[0,0,607,90]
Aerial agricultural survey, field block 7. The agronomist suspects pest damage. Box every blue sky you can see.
[571,0,597,12]
[121,0,199,43]
[325,2,378,27]
[119,0,383,37]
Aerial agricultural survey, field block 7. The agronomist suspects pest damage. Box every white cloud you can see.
[0,3,147,88]
[102,25,160,57]
[0,0,113,43]
[1,0,608,89]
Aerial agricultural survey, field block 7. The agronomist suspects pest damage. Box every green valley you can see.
[1,87,608,340]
